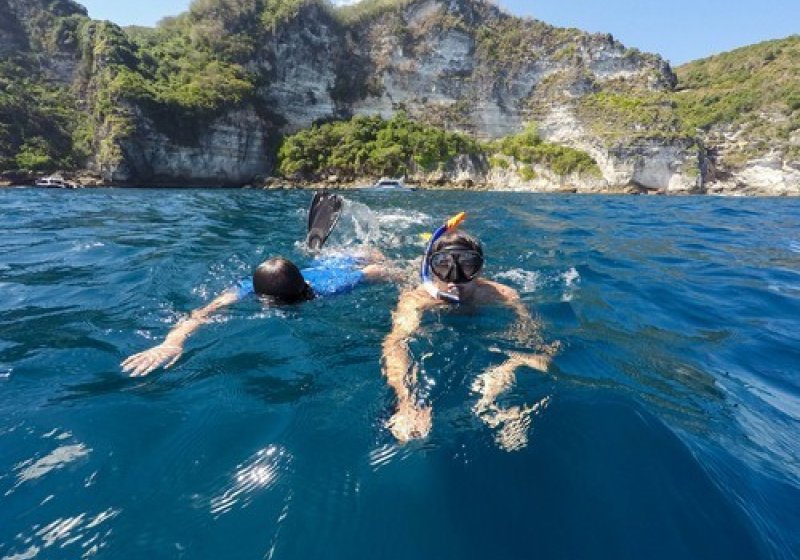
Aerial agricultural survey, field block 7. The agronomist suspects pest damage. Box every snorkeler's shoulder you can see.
[474,278,520,303]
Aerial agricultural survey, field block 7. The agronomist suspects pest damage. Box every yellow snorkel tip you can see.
[446,212,466,230]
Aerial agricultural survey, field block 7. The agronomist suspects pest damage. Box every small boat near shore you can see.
[35,176,78,188]
[365,177,415,191]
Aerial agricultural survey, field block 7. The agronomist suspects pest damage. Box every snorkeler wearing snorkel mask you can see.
[426,230,485,299]
[381,214,560,449]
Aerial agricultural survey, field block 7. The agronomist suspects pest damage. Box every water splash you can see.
[561,266,580,302]
[378,209,430,229]
[315,197,432,252]
[328,199,383,249]
[70,241,105,252]
[494,268,541,293]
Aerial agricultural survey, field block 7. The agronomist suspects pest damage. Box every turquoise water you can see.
[1,188,799,559]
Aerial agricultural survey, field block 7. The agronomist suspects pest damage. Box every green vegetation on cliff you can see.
[104,4,258,116]
[0,58,87,171]
[333,0,413,25]
[576,91,691,144]
[675,36,800,130]
[0,0,90,172]
[486,125,600,177]
[675,35,800,162]
[574,35,800,162]
[277,113,481,179]
[277,115,599,181]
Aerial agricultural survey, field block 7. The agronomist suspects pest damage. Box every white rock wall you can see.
[117,108,271,185]
[708,155,800,195]
[263,22,340,133]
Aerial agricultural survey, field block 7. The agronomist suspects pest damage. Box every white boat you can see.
[35,176,78,188]
[367,177,414,191]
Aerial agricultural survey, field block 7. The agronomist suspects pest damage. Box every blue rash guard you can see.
[235,256,366,300]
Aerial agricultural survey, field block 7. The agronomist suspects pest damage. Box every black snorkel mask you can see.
[428,245,484,284]
[421,212,486,304]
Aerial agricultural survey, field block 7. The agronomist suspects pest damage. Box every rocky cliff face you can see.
[336,0,705,193]
[113,107,273,184]
[0,2,28,57]
[111,0,690,189]
[534,105,701,193]
[0,0,86,82]
[2,0,797,194]
[673,36,800,196]
[706,142,800,196]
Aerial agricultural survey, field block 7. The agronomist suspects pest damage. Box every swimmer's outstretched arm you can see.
[481,279,558,352]
[381,287,439,442]
[361,263,408,283]
[356,248,408,283]
[471,352,552,451]
[121,289,239,377]
[470,280,560,450]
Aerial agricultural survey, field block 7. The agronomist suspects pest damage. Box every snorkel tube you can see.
[421,211,466,304]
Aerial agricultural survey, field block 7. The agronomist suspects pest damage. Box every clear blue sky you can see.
[79,0,799,65]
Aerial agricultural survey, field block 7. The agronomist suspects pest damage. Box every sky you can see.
[78,0,800,65]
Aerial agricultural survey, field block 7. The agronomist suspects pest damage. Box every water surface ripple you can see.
[1,189,798,559]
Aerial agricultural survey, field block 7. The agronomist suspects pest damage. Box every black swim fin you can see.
[306,190,343,251]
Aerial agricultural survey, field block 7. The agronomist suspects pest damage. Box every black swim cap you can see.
[253,257,313,303]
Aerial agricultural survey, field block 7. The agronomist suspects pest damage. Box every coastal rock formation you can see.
[0,0,86,82]
[708,153,800,196]
[1,0,798,194]
[107,0,692,189]
[536,107,701,193]
[111,107,273,184]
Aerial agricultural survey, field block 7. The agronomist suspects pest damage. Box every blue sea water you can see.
[1,188,799,560]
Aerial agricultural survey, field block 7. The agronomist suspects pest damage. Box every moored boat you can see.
[366,177,414,191]
[35,176,78,188]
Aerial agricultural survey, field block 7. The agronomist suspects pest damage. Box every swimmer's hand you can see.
[387,400,432,443]
[121,343,183,377]
[505,351,553,373]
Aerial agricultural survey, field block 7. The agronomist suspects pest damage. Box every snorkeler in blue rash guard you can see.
[121,193,398,378]
[235,255,369,301]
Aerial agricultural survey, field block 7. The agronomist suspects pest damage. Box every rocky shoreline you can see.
[3,170,798,196]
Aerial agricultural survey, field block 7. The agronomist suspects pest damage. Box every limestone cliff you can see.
[675,36,800,196]
[104,0,690,189]
[1,0,798,194]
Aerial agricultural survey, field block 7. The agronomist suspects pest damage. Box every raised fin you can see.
[306,190,343,251]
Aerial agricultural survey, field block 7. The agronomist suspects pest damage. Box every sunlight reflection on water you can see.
[209,445,290,518]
